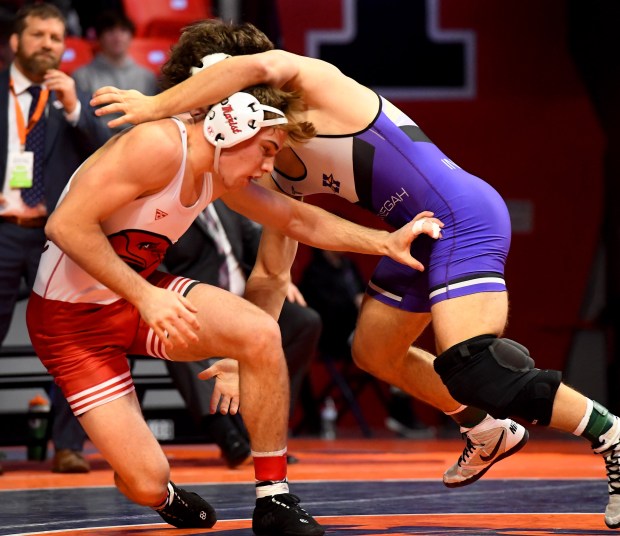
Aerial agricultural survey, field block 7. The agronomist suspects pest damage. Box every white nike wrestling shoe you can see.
[592,416,620,529]
[443,417,529,488]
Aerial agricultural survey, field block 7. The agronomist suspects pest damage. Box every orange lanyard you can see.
[9,78,49,149]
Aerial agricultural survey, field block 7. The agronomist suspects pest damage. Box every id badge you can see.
[8,150,34,189]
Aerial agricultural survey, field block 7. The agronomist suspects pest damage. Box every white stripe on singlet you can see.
[67,371,135,415]
[367,280,403,302]
[145,275,197,360]
[428,276,505,300]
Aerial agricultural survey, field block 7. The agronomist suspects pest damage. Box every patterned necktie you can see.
[202,208,230,290]
[21,85,47,207]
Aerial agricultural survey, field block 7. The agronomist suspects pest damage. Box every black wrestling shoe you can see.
[156,481,217,528]
[220,429,251,469]
[252,493,324,535]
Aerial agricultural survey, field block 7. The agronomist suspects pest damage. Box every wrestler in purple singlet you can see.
[271,95,511,311]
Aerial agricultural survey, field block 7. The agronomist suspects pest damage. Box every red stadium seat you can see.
[60,37,94,75]
[128,37,175,77]
[122,0,211,39]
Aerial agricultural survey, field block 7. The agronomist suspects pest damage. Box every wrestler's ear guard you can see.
[204,92,288,173]
[190,52,288,173]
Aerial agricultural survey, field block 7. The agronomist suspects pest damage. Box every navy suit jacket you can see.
[0,68,111,213]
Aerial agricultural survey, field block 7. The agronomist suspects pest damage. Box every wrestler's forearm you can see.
[244,229,296,320]
[225,185,390,257]
[45,218,152,305]
[153,54,282,118]
[286,201,390,255]
[244,276,288,321]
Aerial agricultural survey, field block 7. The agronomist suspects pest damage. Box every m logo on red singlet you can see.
[155,209,168,220]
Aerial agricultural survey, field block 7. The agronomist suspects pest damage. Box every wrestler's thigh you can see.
[79,391,168,485]
[431,291,508,353]
[168,282,279,361]
[353,295,431,360]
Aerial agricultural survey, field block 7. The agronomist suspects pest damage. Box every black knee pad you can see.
[434,335,559,421]
[503,369,562,426]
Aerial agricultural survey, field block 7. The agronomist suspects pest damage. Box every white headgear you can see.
[190,53,289,173]
[204,93,288,173]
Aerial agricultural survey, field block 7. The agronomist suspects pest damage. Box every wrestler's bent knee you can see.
[115,469,170,505]
[350,339,373,373]
[434,335,562,425]
[242,315,282,365]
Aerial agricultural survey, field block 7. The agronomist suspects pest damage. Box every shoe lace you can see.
[458,433,476,466]
[168,487,201,513]
[603,445,620,495]
[175,492,188,508]
[275,493,309,514]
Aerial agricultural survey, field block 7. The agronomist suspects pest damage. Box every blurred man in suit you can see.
[0,3,110,473]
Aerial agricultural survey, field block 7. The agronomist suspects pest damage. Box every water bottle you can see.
[27,394,50,461]
[320,396,337,440]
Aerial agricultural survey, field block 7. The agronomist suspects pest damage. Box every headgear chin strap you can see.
[204,92,288,173]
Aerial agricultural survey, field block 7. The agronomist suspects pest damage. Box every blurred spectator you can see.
[163,200,321,467]
[0,2,110,473]
[72,10,158,133]
[298,249,432,437]
[49,385,90,472]
[298,249,365,358]
[24,0,81,35]
[72,0,124,40]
